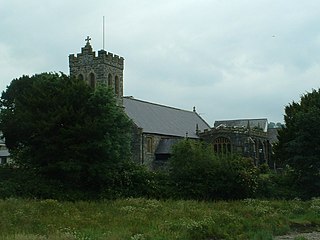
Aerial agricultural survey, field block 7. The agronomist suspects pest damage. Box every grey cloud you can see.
[1,0,320,124]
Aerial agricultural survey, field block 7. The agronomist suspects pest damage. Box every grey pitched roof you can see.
[123,97,211,138]
[0,150,9,157]
[214,118,268,132]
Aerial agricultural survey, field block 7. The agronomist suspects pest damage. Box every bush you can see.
[99,162,171,200]
[168,139,259,200]
[168,140,216,200]
[212,155,259,199]
[0,159,174,201]
[0,166,69,200]
[255,167,299,199]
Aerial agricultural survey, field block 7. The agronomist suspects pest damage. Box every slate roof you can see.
[0,150,9,157]
[214,118,268,132]
[123,97,211,138]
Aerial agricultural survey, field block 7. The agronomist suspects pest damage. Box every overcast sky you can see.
[1,0,320,125]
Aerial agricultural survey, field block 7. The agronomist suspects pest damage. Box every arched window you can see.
[213,137,231,154]
[89,73,96,88]
[78,74,84,81]
[115,75,119,96]
[108,74,113,88]
[146,137,153,153]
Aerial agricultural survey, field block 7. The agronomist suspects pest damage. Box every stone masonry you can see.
[69,37,124,103]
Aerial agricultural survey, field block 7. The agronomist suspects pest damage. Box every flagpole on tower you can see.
[103,16,105,50]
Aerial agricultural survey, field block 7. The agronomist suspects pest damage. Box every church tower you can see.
[69,36,124,103]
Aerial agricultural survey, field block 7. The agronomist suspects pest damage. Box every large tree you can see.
[0,73,132,194]
[274,89,320,198]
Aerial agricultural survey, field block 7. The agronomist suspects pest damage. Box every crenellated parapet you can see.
[69,37,125,105]
[69,45,124,71]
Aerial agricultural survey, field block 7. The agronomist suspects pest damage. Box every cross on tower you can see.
[85,36,91,45]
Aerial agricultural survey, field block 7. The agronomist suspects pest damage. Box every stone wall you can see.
[129,126,184,169]
[130,124,143,164]
[69,42,124,103]
[200,128,272,166]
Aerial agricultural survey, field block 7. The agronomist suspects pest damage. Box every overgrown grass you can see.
[0,198,319,240]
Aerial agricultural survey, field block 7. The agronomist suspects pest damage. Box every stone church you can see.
[0,38,277,168]
[69,38,211,169]
[69,38,276,169]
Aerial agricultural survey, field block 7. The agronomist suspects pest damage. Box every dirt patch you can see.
[274,231,320,240]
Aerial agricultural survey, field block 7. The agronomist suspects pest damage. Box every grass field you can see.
[0,198,319,240]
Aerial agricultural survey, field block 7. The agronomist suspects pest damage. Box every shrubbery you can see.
[168,139,259,200]
[0,140,261,201]
[0,139,305,201]
[0,161,172,200]
[255,167,298,199]
[1,73,318,201]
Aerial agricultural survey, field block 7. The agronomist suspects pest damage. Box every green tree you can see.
[274,89,320,198]
[0,73,132,198]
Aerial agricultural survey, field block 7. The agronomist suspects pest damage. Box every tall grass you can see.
[0,198,319,240]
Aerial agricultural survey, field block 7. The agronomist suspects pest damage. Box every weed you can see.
[131,233,146,240]
[0,198,319,240]
[250,230,273,240]
[293,237,308,240]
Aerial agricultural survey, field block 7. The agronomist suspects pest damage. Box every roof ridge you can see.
[215,118,268,121]
[123,96,195,113]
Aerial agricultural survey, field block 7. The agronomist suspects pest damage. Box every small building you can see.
[200,119,273,167]
[0,137,10,165]
[123,97,211,169]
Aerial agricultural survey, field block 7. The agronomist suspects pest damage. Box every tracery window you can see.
[213,137,231,154]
